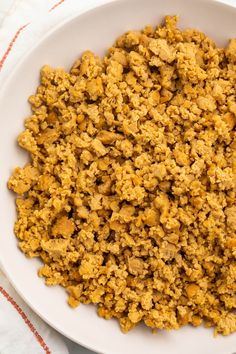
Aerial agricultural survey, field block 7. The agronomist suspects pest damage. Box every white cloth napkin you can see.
[0,269,68,354]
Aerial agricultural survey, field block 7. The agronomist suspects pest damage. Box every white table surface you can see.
[0,0,236,353]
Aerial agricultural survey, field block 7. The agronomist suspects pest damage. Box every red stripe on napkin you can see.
[0,286,51,354]
[0,23,29,71]
[49,0,66,12]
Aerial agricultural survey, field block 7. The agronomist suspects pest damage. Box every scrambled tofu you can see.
[8,16,236,335]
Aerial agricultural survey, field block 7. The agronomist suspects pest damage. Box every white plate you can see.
[0,0,236,353]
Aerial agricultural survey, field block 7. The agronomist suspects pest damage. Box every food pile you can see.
[8,17,236,335]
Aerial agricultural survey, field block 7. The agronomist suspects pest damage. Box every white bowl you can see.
[0,0,236,353]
